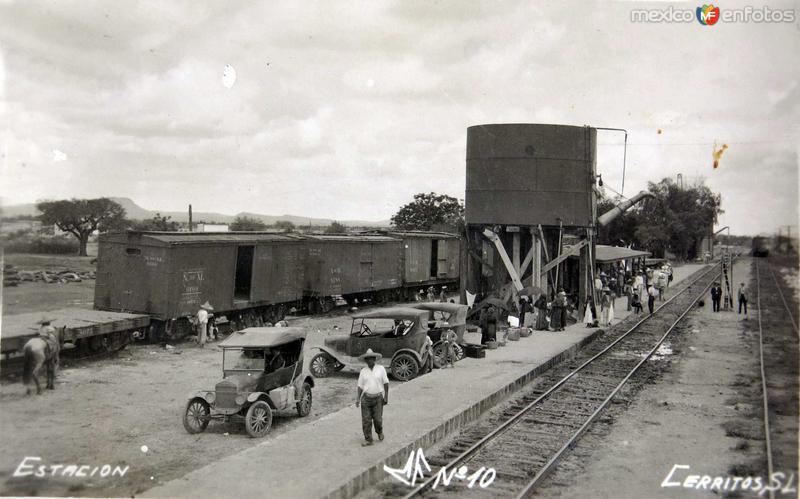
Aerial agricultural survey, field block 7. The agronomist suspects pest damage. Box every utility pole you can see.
[189,204,193,232]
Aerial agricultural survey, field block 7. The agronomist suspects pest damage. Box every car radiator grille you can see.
[215,387,238,409]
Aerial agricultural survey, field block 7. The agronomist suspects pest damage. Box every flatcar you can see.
[94,230,462,341]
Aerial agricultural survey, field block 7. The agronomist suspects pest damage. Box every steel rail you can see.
[755,261,776,499]
[516,267,718,498]
[401,263,720,499]
[767,261,799,338]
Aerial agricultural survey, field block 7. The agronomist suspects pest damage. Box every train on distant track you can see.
[94,230,463,341]
[752,236,771,257]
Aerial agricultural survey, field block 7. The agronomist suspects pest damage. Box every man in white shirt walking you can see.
[356,348,389,446]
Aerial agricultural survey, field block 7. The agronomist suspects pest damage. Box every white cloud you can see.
[0,1,797,233]
[52,149,67,162]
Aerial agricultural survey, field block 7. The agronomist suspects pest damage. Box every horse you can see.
[22,327,63,395]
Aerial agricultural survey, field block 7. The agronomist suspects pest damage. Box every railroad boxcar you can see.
[95,231,306,339]
[303,235,403,312]
[384,231,461,296]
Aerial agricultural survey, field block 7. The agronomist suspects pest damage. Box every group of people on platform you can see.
[475,262,676,344]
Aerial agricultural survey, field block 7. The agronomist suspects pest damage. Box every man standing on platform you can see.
[738,283,748,318]
[710,282,722,312]
[647,283,658,315]
[356,349,389,446]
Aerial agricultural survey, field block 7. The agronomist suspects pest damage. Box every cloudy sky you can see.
[1,0,797,234]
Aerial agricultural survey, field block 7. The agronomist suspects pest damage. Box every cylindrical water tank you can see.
[465,124,597,227]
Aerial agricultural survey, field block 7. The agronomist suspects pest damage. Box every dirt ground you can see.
[0,298,429,497]
[3,252,97,315]
[534,257,799,498]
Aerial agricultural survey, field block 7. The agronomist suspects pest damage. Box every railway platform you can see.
[146,264,706,499]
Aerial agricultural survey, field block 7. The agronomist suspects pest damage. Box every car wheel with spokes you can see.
[391,352,419,381]
[296,382,312,417]
[245,400,273,438]
[310,353,334,378]
[183,398,210,434]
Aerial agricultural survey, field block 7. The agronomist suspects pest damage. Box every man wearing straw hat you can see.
[355,348,389,446]
[196,301,213,347]
[37,316,57,338]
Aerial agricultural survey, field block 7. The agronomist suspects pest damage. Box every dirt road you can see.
[0,310,367,497]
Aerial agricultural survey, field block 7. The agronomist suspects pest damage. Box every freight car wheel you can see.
[310,353,334,378]
[391,353,419,381]
[296,382,312,417]
[245,401,273,438]
[183,398,210,434]
[89,334,111,352]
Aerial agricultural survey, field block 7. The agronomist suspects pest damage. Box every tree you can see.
[230,216,267,231]
[134,213,179,231]
[274,220,295,232]
[391,192,465,232]
[633,179,723,259]
[37,198,128,256]
[325,221,347,234]
[595,179,723,260]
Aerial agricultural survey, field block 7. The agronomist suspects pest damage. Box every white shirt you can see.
[38,324,55,337]
[197,309,208,324]
[358,364,389,396]
[634,276,643,289]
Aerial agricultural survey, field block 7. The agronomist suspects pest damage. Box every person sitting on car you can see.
[264,348,285,373]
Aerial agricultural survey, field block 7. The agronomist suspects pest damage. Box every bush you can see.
[2,234,79,254]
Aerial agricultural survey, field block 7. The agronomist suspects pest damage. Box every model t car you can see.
[309,307,431,381]
[410,302,468,367]
[183,327,314,438]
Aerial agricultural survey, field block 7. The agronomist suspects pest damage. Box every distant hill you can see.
[1,197,391,227]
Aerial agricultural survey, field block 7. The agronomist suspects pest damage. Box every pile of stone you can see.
[3,264,96,287]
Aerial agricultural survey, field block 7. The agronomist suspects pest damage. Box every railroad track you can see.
[371,264,721,499]
[754,257,799,499]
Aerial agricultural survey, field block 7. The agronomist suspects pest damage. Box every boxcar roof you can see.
[352,307,430,320]
[112,231,303,245]
[384,230,460,239]
[303,234,398,242]
[219,327,307,348]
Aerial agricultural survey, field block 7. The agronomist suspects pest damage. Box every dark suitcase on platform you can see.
[463,343,486,358]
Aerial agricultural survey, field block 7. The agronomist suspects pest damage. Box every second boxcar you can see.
[303,235,403,312]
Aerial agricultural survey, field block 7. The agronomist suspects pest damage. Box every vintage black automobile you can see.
[410,302,468,366]
[183,327,314,438]
[309,307,431,381]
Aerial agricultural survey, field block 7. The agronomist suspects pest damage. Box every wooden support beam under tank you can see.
[482,229,524,292]
[540,239,589,275]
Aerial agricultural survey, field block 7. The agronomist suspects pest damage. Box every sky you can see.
[0,0,798,235]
